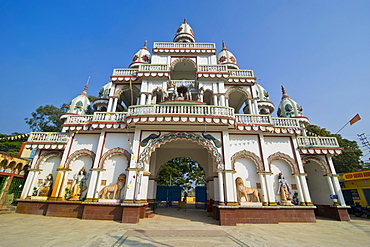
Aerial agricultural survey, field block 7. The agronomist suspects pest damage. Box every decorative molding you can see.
[231,150,264,172]
[225,86,252,99]
[35,151,62,170]
[138,132,224,170]
[267,151,298,174]
[302,155,332,175]
[98,148,131,169]
[64,149,95,169]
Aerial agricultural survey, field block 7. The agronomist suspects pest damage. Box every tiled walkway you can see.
[1,207,370,246]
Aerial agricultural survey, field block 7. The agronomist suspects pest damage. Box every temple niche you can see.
[18,19,348,226]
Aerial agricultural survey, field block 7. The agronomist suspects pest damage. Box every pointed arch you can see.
[231,150,264,172]
[138,132,224,170]
[35,151,63,170]
[170,57,197,69]
[99,148,131,169]
[267,152,298,174]
[225,86,251,99]
[64,149,95,169]
[302,155,331,175]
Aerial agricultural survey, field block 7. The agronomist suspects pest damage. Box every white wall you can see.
[71,134,100,154]
[304,161,332,205]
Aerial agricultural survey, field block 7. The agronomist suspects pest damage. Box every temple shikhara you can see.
[17,20,349,225]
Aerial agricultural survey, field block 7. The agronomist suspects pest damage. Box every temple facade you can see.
[17,20,349,225]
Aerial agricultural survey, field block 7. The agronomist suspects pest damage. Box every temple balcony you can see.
[153,42,216,49]
[24,132,70,150]
[297,136,342,155]
[235,114,301,128]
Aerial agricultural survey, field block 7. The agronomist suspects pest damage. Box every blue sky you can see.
[1,1,370,159]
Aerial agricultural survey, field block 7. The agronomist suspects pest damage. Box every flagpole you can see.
[335,122,349,134]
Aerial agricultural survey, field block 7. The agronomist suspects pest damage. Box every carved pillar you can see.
[326,175,339,206]
[219,94,225,106]
[146,94,152,105]
[332,175,346,206]
[265,173,277,205]
[294,174,306,205]
[26,170,41,197]
[258,173,268,205]
[107,96,114,112]
[217,171,225,205]
[140,93,147,105]
[299,174,313,205]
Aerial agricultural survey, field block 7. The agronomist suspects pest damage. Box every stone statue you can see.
[235,177,260,203]
[277,172,294,206]
[99,173,126,200]
[70,168,87,200]
[38,173,53,197]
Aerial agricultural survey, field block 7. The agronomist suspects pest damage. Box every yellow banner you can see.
[342,170,370,181]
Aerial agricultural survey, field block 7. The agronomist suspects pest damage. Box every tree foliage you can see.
[0,133,28,157]
[306,124,363,173]
[25,104,66,132]
[157,157,206,191]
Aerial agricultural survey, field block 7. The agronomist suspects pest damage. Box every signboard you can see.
[330,195,338,199]
[341,170,370,182]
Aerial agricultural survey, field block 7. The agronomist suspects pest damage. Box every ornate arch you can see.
[225,86,252,99]
[64,149,95,169]
[267,152,298,174]
[302,155,331,175]
[114,85,140,98]
[231,150,264,172]
[98,148,131,169]
[170,57,197,69]
[35,151,62,170]
[138,132,224,170]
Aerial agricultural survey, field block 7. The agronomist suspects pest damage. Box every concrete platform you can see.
[1,207,370,246]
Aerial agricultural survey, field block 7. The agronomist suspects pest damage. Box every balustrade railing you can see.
[153,42,216,49]
[112,69,137,76]
[138,64,169,71]
[197,65,228,72]
[170,80,196,88]
[229,69,254,77]
[27,132,69,143]
[235,114,300,127]
[65,115,93,125]
[93,112,127,122]
[272,118,300,127]
[129,105,234,117]
[297,136,339,147]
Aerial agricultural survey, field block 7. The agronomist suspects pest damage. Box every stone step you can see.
[0,206,16,214]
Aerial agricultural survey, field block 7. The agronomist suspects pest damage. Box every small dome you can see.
[129,41,151,68]
[277,86,304,118]
[217,41,239,69]
[173,18,195,43]
[255,83,274,115]
[66,83,90,115]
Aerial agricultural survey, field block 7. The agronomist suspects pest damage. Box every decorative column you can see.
[325,175,338,205]
[213,94,218,106]
[225,97,229,107]
[253,99,258,114]
[146,94,152,105]
[331,175,346,206]
[124,129,141,203]
[248,100,253,114]
[217,171,225,205]
[293,174,306,205]
[27,170,41,197]
[140,93,147,105]
[258,172,268,206]
[57,169,70,199]
[224,171,237,205]
[219,94,225,106]
[107,96,114,112]
[299,174,313,205]
[265,173,277,205]
[112,97,118,112]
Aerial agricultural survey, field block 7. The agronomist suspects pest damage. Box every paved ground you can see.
[1,206,370,247]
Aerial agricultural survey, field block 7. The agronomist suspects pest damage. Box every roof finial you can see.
[184,18,187,24]
[143,40,147,48]
[222,40,226,49]
[81,76,90,95]
[281,85,289,98]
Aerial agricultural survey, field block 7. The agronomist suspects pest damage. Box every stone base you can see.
[30,196,48,200]
[240,202,263,207]
[314,204,350,221]
[98,199,121,203]
[217,205,317,226]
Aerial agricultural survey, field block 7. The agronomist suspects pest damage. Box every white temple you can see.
[18,19,349,225]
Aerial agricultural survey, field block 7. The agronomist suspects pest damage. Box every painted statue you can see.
[99,173,126,200]
[235,177,260,203]
[38,173,53,197]
[70,168,88,200]
[277,172,294,205]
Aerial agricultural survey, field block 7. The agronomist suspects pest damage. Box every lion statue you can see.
[235,177,260,203]
[99,173,126,200]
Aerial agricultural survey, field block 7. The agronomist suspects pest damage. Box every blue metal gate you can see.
[195,186,207,209]
[157,186,182,207]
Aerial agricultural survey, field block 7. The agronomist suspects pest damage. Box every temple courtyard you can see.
[1,206,370,246]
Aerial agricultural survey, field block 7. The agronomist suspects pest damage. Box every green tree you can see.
[25,104,66,132]
[306,124,363,173]
[0,133,28,156]
[157,157,206,191]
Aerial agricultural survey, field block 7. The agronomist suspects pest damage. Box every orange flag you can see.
[349,114,361,125]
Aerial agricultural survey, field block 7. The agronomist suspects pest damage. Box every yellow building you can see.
[340,170,370,207]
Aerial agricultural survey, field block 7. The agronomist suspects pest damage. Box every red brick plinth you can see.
[218,205,317,226]
[16,201,48,215]
[82,203,122,221]
[122,205,142,223]
[46,202,84,218]
[315,205,350,221]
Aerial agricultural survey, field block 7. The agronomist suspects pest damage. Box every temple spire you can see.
[81,76,90,95]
